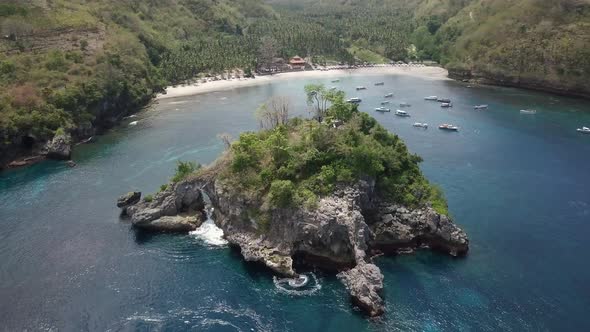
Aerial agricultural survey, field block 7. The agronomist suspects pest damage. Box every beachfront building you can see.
[289,56,306,70]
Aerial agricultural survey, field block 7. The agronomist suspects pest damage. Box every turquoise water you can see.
[1,74,590,331]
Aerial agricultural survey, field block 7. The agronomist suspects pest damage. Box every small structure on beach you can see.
[289,56,306,70]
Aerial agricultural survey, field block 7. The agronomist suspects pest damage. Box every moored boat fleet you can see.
[334,80,588,135]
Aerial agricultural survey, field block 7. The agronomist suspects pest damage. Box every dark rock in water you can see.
[66,160,77,168]
[133,214,204,232]
[117,192,142,208]
[44,133,72,160]
[117,178,205,233]
[338,263,384,317]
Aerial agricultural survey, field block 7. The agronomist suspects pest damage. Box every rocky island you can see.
[117,91,469,317]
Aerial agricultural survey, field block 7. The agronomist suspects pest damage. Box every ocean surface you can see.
[1,73,590,331]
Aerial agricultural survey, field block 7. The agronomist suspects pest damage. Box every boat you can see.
[395,110,410,117]
[129,121,138,126]
[356,86,367,91]
[346,97,362,104]
[413,122,428,128]
[384,93,394,98]
[288,275,309,288]
[441,103,453,108]
[437,98,451,103]
[424,96,438,101]
[380,101,391,105]
[399,102,411,107]
[520,109,537,114]
[474,104,488,110]
[375,107,391,112]
[329,86,337,91]
[439,124,459,131]
[331,79,340,83]
[374,82,385,86]
[577,126,590,134]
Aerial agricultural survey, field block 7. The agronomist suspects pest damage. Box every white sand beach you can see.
[157,66,450,100]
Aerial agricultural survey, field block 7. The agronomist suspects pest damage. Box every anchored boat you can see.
[474,104,488,110]
[375,107,391,112]
[437,98,451,103]
[413,122,428,128]
[441,103,453,108]
[356,86,367,91]
[424,96,438,101]
[439,124,459,131]
[374,82,385,86]
[384,93,394,98]
[520,109,537,114]
[395,110,410,117]
[577,126,590,134]
[381,101,391,105]
[346,97,362,104]
[399,102,411,107]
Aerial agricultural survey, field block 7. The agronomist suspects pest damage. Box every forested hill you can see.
[268,0,590,97]
[0,0,275,167]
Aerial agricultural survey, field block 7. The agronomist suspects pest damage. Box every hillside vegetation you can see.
[0,0,274,166]
[210,88,449,223]
[268,0,590,96]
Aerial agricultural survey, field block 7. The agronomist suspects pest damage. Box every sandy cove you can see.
[157,66,450,100]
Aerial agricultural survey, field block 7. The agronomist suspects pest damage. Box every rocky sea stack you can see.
[117,94,469,317]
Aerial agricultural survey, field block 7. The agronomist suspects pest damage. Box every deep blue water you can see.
[1,73,590,331]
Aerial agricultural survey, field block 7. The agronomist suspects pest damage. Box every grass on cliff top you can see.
[215,90,449,216]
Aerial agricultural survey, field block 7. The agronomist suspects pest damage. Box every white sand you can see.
[157,66,450,100]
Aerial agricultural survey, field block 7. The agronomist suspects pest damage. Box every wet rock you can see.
[338,263,384,317]
[117,192,141,208]
[116,178,205,233]
[133,214,204,232]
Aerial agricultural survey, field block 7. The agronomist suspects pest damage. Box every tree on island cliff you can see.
[256,96,291,130]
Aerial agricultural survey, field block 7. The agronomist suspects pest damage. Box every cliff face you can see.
[202,176,469,316]
[118,171,468,317]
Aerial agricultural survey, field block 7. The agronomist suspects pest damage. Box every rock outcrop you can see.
[117,179,206,232]
[44,133,72,160]
[338,263,384,316]
[203,178,469,316]
[116,175,469,317]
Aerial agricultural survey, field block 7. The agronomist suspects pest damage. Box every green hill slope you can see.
[0,0,274,167]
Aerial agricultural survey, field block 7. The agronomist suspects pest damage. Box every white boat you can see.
[520,109,537,114]
[441,103,452,108]
[437,98,451,103]
[399,102,411,107]
[577,126,590,134]
[474,104,488,110]
[288,275,309,288]
[380,101,391,105]
[129,121,138,126]
[439,124,459,131]
[356,86,367,90]
[384,93,394,98]
[329,86,337,90]
[375,107,391,112]
[347,97,362,104]
[395,110,410,117]
[374,82,385,86]
[413,122,428,128]
[424,96,438,101]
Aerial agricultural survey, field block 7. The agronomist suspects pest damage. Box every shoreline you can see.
[157,66,450,100]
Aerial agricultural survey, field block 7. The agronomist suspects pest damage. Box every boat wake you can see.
[273,272,321,296]
[190,208,228,247]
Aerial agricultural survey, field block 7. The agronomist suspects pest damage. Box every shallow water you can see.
[1,73,590,331]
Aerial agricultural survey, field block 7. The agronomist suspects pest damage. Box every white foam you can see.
[190,217,228,247]
[273,273,321,296]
